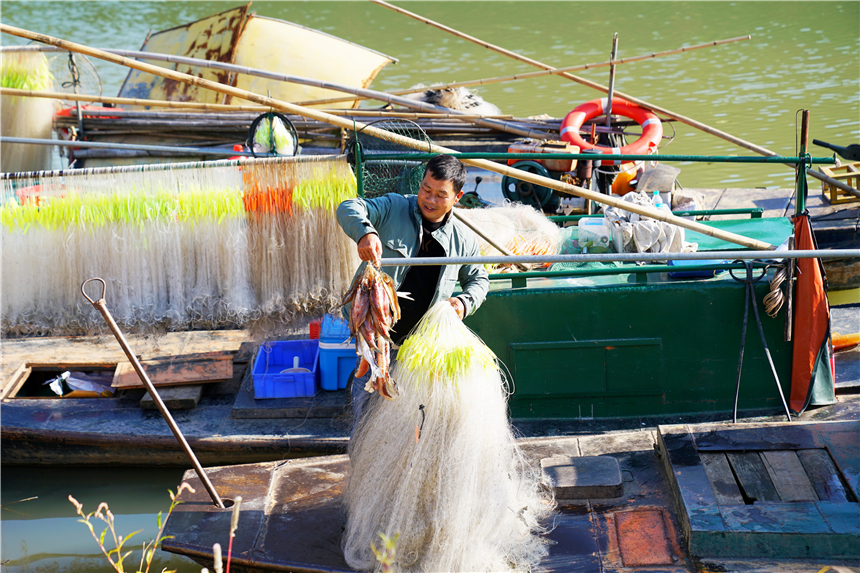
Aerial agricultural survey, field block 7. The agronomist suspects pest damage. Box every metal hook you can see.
[81,277,106,306]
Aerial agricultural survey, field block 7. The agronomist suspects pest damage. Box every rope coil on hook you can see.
[764,263,788,318]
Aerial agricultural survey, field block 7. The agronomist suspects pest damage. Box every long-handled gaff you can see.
[0,23,776,251]
[81,278,225,509]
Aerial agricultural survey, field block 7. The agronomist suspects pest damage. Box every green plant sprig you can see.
[68,482,195,573]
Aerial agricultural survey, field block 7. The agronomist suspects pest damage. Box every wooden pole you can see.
[370,0,858,198]
[296,35,751,107]
[605,33,619,128]
[0,23,776,251]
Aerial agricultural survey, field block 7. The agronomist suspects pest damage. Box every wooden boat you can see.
[1,148,857,465]
[2,259,857,467]
[2,8,857,467]
[160,411,860,571]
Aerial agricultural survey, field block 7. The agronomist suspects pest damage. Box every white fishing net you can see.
[1,52,56,173]
[0,156,359,337]
[343,302,553,572]
[462,202,563,272]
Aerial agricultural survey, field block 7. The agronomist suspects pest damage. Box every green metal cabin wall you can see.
[464,274,792,419]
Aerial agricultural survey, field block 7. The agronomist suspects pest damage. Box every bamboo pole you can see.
[1,88,525,120]
[370,0,858,198]
[3,45,558,141]
[0,24,775,251]
[298,34,751,107]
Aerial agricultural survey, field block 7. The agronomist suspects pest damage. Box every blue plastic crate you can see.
[319,313,355,391]
[320,313,352,343]
[252,340,319,399]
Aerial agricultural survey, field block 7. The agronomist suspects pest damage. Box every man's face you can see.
[417,172,464,223]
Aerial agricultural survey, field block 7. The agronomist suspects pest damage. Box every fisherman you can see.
[336,154,490,429]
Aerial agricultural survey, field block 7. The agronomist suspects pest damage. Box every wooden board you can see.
[112,352,233,389]
[726,452,780,503]
[0,362,31,399]
[700,452,744,505]
[140,385,204,410]
[1,330,250,387]
[761,450,819,502]
[797,449,851,503]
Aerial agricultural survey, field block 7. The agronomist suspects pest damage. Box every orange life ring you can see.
[560,97,662,166]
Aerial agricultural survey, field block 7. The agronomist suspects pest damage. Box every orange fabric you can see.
[790,214,832,413]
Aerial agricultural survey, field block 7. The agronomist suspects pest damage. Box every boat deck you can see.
[659,420,859,561]
[162,419,860,572]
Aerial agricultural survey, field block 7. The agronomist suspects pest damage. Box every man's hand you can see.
[357,233,382,267]
[447,297,465,320]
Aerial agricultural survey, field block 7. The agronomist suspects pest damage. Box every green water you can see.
[1,466,199,572]
[2,1,858,187]
[0,2,858,570]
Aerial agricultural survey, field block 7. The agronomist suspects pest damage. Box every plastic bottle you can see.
[652,189,663,209]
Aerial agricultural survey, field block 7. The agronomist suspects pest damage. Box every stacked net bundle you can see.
[464,202,563,272]
[0,156,359,337]
[344,302,553,573]
[1,51,56,173]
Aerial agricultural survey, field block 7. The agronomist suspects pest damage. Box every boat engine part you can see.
[501,160,560,213]
[560,97,663,165]
[812,139,860,162]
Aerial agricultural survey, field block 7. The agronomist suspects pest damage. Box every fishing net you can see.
[344,302,553,572]
[0,155,359,337]
[1,51,57,173]
[347,119,432,198]
[462,201,564,272]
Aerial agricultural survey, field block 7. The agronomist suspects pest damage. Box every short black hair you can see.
[424,154,467,193]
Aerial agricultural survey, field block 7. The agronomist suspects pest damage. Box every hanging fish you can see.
[341,264,403,399]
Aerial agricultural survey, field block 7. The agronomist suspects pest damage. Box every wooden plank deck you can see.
[658,420,860,559]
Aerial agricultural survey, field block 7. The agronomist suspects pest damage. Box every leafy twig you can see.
[69,481,195,573]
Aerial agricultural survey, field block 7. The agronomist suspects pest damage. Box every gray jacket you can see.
[336,194,489,317]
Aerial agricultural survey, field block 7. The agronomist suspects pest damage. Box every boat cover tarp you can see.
[790,213,836,414]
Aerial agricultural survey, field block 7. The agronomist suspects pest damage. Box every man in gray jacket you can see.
[336,154,490,428]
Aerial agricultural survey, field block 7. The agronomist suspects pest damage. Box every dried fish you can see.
[342,264,401,399]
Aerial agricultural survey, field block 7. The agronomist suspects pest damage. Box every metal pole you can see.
[606,33,618,129]
[355,140,364,198]
[378,249,860,267]
[0,136,256,157]
[81,278,225,509]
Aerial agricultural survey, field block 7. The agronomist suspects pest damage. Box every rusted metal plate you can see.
[227,15,396,109]
[118,5,249,103]
[112,351,233,389]
[614,508,676,566]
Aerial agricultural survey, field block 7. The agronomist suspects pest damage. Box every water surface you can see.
[0,2,858,570]
[2,1,858,187]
